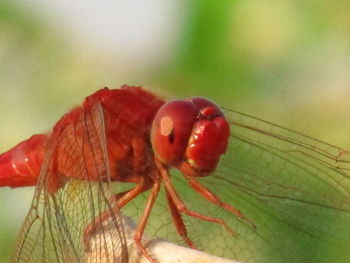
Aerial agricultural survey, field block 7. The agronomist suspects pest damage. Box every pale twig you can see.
[85,216,242,263]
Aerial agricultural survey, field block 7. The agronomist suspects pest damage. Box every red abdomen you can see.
[0,134,47,188]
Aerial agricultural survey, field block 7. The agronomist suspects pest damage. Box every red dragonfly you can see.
[1,85,350,263]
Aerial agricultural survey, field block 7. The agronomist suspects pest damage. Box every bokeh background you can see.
[0,0,349,262]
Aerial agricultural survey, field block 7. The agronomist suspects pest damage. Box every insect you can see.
[1,85,350,263]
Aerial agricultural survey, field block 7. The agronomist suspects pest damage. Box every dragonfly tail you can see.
[0,134,47,188]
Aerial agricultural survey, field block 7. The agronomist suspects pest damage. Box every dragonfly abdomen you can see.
[0,134,47,188]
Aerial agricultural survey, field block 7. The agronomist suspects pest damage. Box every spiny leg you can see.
[165,189,197,249]
[185,175,256,229]
[83,177,150,250]
[134,179,161,263]
[157,162,235,236]
[116,177,152,208]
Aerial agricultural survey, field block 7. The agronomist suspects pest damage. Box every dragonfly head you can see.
[151,97,230,176]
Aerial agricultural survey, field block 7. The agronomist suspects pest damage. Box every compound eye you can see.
[151,100,197,166]
[190,97,224,118]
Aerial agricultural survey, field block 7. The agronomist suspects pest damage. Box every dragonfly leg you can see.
[155,159,236,236]
[134,178,161,263]
[83,177,151,251]
[116,176,152,208]
[185,176,256,230]
[165,188,197,249]
[83,208,115,252]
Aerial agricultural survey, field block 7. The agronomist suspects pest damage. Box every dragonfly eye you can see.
[151,97,230,175]
[168,130,175,144]
[151,100,197,166]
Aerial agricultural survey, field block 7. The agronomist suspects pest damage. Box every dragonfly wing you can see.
[200,109,350,263]
[12,102,128,263]
[118,109,350,263]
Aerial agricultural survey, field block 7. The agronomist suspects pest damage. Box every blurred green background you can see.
[0,0,349,262]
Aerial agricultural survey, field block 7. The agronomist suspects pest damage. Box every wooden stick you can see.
[85,215,242,263]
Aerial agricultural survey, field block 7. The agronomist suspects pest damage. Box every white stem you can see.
[85,216,242,263]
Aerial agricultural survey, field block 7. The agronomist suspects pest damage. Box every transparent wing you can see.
[205,109,350,262]
[120,109,350,263]
[12,102,128,263]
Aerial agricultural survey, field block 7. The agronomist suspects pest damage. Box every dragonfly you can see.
[1,85,350,263]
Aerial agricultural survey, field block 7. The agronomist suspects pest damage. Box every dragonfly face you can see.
[151,97,230,176]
